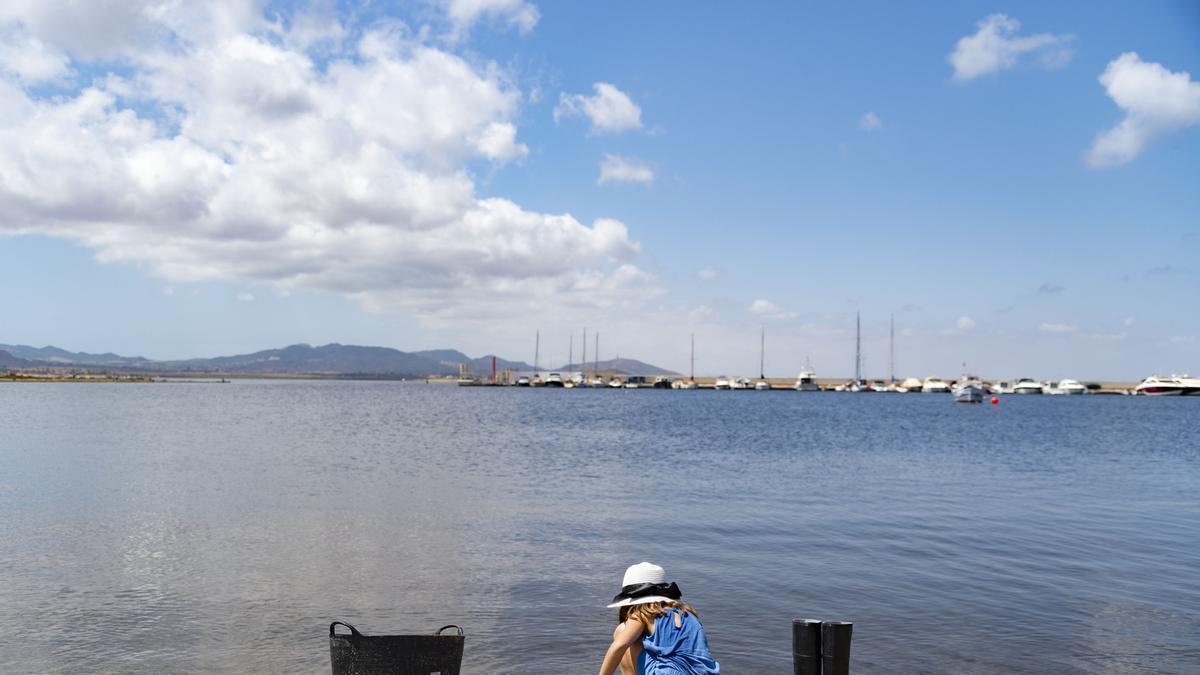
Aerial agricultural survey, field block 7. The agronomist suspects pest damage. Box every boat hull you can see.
[954,385,985,403]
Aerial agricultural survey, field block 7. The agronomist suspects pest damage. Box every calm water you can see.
[1,381,1197,673]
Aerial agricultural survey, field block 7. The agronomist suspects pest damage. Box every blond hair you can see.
[623,600,698,630]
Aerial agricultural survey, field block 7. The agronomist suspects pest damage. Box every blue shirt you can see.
[637,609,720,675]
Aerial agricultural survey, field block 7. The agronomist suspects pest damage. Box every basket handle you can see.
[435,625,464,636]
[330,621,362,637]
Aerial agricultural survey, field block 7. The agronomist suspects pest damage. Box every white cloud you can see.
[554,82,642,134]
[1085,53,1200,167]
[859,112,882,131]
[440,0,539,40]
[1040,322,1078,334]
[0,3,656,324]
[687,305,716,322]
[237,292,255,302]
[1121,316,1136,327]
[695,267,719,281]
[939,316,976,336]
[748,299,797,320]
[597,154,653,186]
[949,14,1073,82]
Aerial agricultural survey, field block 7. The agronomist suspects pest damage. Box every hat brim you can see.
[606,594,677,609]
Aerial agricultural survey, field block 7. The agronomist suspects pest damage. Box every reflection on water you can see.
[1,382,1198,672]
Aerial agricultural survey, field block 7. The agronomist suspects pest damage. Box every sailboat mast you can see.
[760,325,765,380]
[889,313,895,382]
[854,312,862,382]
[594,332,599,376]
[581,327,587,379]
[690,333,695,382]
[534,329,540,374]
[568,334,573,373]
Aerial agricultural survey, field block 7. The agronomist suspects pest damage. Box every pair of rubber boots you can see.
[792,618,853,675]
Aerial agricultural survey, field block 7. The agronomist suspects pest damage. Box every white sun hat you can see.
[607,562,683,608]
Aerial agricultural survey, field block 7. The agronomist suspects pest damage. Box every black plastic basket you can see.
[329,621,464,675]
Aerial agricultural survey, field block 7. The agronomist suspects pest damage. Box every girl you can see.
[599,562,720,675]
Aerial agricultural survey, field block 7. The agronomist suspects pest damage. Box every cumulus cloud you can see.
[1037,282,1065,295]
[0,2,655,323]
[440,0,539,40]
[939,316,976,336]
[696,267,719,281]
[237,292,255,302]
[859,112,882,131]
[748,299,797,320]
[1085,53,1200,167]
[555,82,642,134]
[1040,322,1078,334]
[949,14,1073,82]
[598,154,653,186]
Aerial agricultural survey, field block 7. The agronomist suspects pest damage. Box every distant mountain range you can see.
[0,343,677,377]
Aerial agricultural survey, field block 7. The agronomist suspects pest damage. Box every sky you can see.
[0,0,1197,380]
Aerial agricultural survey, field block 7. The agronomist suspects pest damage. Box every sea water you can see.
[1,381,1197,673]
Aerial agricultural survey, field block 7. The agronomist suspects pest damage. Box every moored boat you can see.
[953,376,985,403]
[794,368,819,391]
[1135,375,1200,396]
[1013,378,1043,395]
[1057,379,1088,395]
[921,377,950,393]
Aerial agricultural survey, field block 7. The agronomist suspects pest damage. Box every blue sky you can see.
[0,1,1197,379]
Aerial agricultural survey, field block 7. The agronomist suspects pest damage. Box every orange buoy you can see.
[991,396,999,404]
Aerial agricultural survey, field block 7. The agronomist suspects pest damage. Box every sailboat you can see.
[755,325,770,390]
[531,329,544,386]
[675,333,699,389]
[841,312,867,392]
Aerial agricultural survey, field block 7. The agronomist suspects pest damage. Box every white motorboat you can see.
[545,372,564,387]
[898,377,924,393]
[608,377,624,388]
[869,380,890,392]
[714,376,732,390]
[953,376,986,403]
[794,369,820,391]
[1013,378,1043,395]
[731,377,752,390]
[1135,375,1200,396]
[755,380,771,390]
[1057,379,1088,395]
[990,381,1012,394]
[515,375,531,387]
[921,377,950,393]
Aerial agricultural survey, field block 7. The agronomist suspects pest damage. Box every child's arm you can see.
[599,618,645,675]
